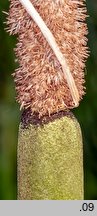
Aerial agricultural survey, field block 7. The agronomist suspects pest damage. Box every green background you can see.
[0,0,97,200]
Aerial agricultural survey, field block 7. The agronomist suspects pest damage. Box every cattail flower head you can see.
[6,0,89,117]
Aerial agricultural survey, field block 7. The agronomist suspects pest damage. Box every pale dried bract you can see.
[7,0,89,117]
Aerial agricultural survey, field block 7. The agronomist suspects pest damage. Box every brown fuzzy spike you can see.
[6,0,89,117]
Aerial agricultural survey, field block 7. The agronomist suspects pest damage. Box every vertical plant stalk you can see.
[6,0,89,200]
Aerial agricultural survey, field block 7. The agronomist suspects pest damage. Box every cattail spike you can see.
[7,0,89,117]
[19,0,80,107]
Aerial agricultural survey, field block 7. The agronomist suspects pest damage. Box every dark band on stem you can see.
[21,108,74,128]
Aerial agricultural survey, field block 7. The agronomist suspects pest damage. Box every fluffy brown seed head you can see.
[7,0,89,117]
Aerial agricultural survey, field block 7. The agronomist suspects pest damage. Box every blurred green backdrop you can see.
[0,0,97,200]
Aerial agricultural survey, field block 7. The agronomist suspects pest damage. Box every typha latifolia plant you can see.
[6,0,89,199]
